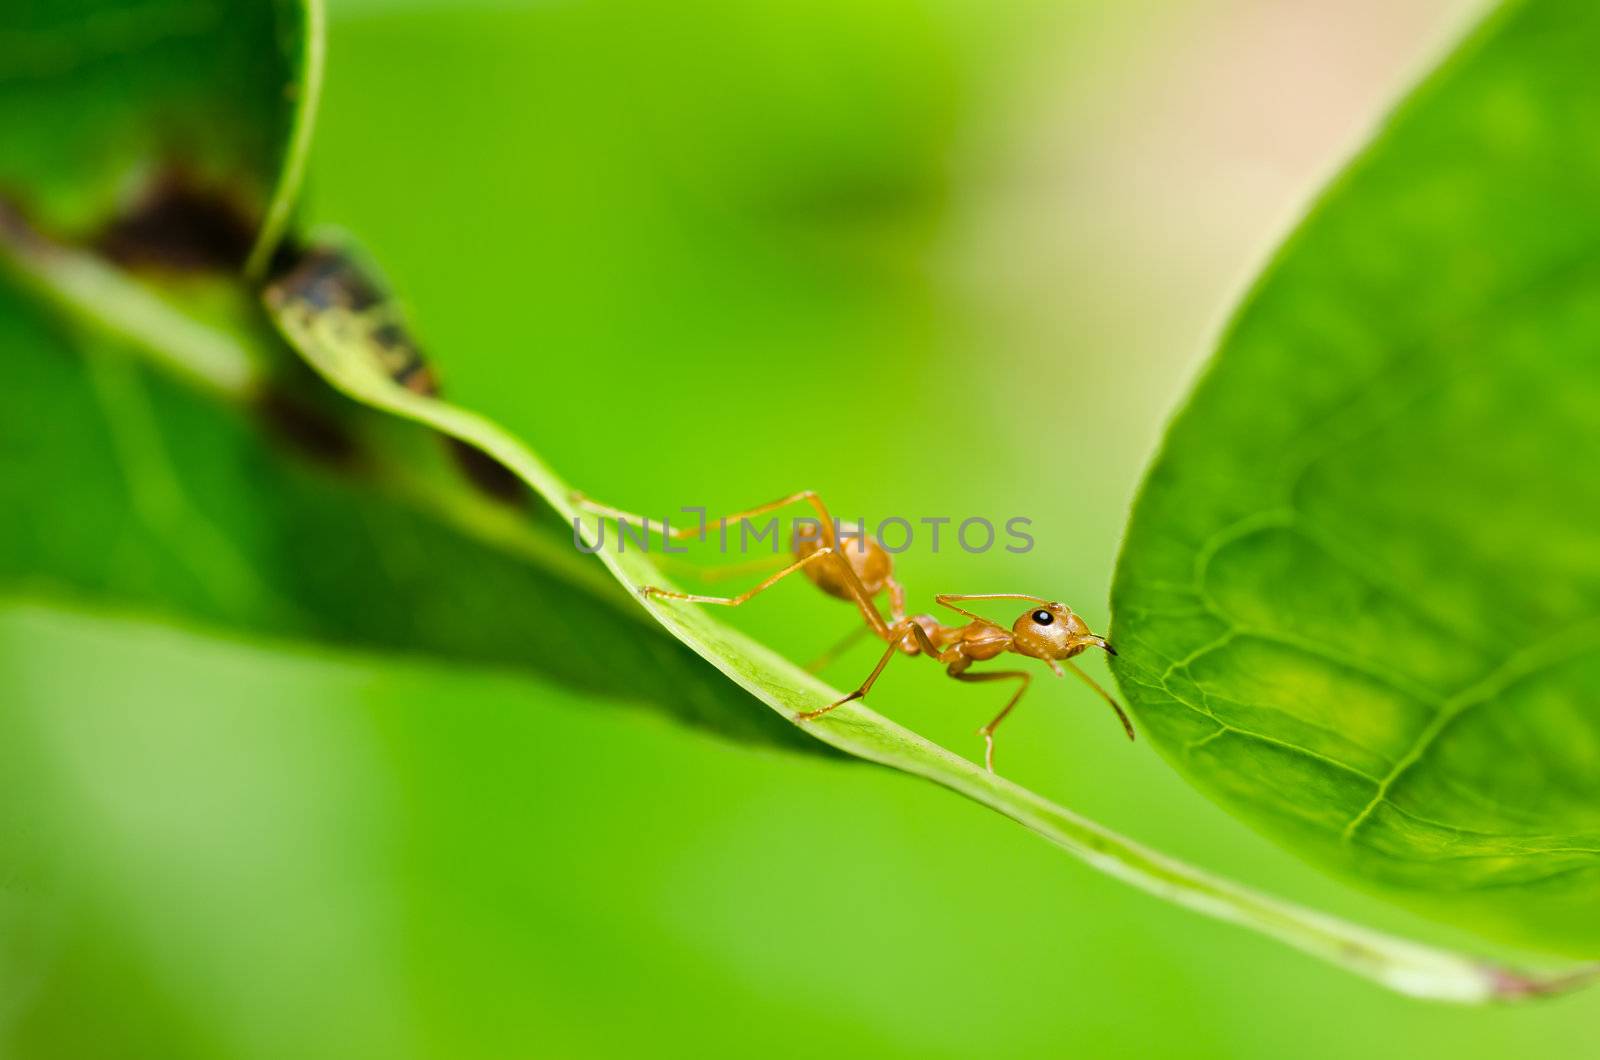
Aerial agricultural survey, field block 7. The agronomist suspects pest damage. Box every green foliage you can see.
[5,0,1600,1037]
[0,0,810,750]
[1112,0,1600,956]
[0,0,309,264]
[267,230,1597,1001]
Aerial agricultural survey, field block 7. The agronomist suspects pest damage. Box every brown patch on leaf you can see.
[267,244,382,312]
[92,170,259,273]
[254,389,361,468]
[448,438,528,505]
[268,243,527,507]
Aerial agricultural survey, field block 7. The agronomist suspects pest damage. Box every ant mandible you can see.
[574,489,1134,773]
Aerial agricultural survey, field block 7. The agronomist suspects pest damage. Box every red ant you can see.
[575,490,1133,773]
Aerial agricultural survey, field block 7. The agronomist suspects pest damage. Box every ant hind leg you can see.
[575,488,891,639]
[572,489,820,542]
[640,547,837,607]
[804,623,874,673]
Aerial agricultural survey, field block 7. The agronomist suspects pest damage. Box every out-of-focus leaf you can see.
[0,0,316,272]
[1111,0,1600,956]
[0,0,812,750]
[0,269,813,749]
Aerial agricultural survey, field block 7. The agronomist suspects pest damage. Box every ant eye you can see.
[1032,609,1053,626]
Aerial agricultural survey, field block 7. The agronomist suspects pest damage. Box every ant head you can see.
[1010,602,1114,663]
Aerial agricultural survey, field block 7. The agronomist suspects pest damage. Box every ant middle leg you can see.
[952,670,1032,774]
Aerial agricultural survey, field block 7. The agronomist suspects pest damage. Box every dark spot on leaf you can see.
[265,230,308,281]
[370,320,405,349]
[254,389,360,468]
[448,438,528,506]
[390,351,439,397]
[267,245,383,311]
[92,169,259,273]
[268,242,525,506]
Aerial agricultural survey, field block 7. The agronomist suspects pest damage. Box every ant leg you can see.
[644,543,885,641]
[952,670,1032,773]
[575,488,890,638]
[572,489,819,541]
[655,552,786,585]
[642,547,838,606]
[804,623,874,673]
[1065,660,1136,741]
[885,575,908,625]
[808,607,947,673]
[903,620,948,660]
[797,625,911,721]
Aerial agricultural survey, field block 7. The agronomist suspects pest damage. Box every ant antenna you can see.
[1065,661,1135,741]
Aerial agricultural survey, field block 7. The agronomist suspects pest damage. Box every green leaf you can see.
[0,0,809,751]
[1111,0,1600,956]
[0,255,817,749]
[0,0,318,273]
[264,231,1597,1002]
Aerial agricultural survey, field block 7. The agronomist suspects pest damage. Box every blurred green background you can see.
[6,0,1599,1055]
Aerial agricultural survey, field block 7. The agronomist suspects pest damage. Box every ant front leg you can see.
[951,669,1032,774]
